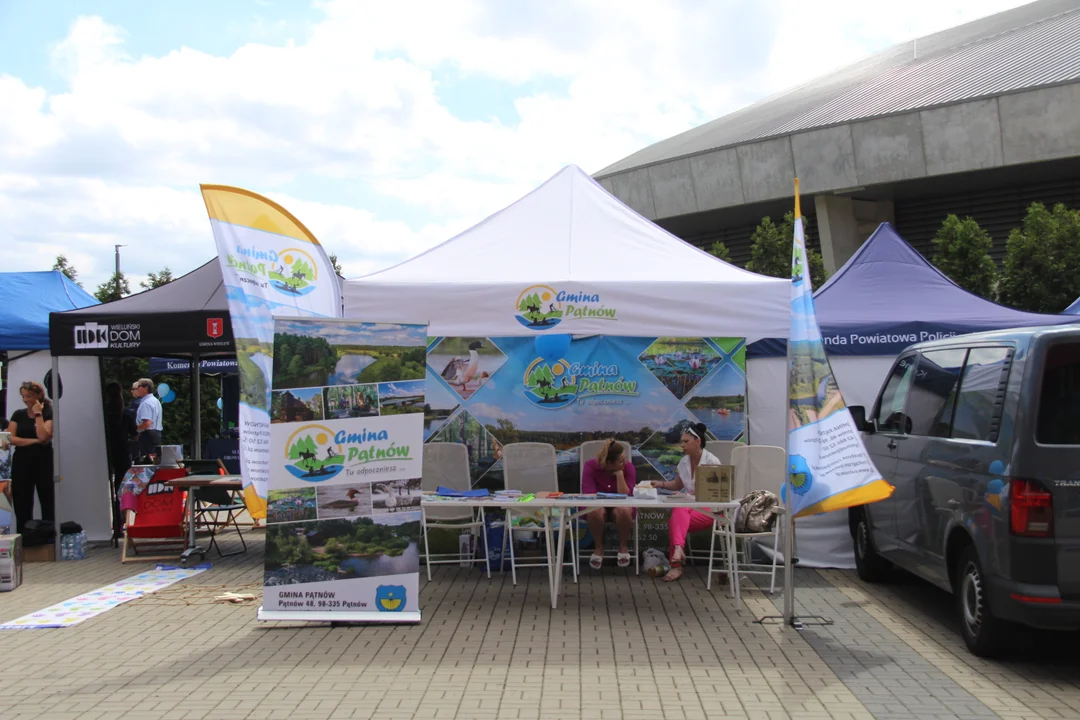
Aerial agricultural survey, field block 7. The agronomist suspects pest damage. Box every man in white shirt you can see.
[132,378,163,460]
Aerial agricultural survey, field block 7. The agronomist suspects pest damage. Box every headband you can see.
[685,426,700,440]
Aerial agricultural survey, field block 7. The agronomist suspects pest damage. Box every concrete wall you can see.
[600,82,1080,223]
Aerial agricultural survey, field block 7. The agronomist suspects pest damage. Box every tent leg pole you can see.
[51,354,61,562]
[782,509,795,625]
[191,352,201,459]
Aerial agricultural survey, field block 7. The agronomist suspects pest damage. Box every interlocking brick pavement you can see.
[0,533,1076,720]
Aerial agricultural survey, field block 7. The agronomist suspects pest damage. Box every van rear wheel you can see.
[955,545,1006,657]
[853,511,891,583]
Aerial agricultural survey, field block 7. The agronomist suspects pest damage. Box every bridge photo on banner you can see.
[258,317,427,623]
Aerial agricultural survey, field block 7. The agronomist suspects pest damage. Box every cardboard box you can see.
[695,465,735,504]
[0,534,23,591]
[24,543,55,563]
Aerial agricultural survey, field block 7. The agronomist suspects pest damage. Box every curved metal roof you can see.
[598,0,1080,177]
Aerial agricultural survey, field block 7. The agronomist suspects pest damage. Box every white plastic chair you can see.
[707,444,785,595]
[686,440,744,564]
[704,440,742,466]
[500,442,576,585]
[421,443,491,580]
[576,440,639,574]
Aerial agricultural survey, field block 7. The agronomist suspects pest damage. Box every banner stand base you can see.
[257,607,422,624]
[754,614,833,630]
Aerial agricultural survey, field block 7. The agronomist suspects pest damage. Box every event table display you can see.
[421,493,744,609]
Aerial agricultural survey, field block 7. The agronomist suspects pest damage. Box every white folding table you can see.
[421,495,743,609]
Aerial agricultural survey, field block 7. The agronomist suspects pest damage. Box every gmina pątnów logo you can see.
[228,244,320,297]
[284,424,411,482]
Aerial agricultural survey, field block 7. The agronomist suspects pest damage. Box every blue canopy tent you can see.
[745,223,1077,569]
[0,271,97,350]
[750,222,1076,359]
[0,271,109,547]
[1065,297,1080,314]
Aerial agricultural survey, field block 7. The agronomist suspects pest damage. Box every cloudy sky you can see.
[0,0,1029,292]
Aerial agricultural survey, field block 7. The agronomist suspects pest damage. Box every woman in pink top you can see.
[581,439,636,569]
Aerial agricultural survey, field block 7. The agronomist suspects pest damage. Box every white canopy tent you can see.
[344,165,792,446]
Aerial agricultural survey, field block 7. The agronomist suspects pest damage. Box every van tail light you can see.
[1010,478,1054,538]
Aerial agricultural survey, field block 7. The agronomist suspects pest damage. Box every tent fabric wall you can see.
[6,352,111,543]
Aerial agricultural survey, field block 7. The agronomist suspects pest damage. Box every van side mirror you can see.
[849,406,873,433]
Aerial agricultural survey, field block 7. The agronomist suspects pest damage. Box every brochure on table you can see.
[257,317,426,624]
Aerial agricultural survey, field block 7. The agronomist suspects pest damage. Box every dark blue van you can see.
[849,324,1080,656]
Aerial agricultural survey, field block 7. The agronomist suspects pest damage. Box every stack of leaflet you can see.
[494,489,522,500]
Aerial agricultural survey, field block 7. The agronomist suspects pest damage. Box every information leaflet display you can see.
[257,317,427,624]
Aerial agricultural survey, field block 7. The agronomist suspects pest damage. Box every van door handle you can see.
[887,440,897,450]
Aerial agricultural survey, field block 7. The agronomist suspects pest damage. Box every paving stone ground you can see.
[0,532,1077,720]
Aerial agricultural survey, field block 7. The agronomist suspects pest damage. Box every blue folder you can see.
[436,487,490,497]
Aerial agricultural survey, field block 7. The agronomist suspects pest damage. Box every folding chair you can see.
[421,442,491,580]
[576,440,638,574]
[500,442,576,586]
[121,467,188,563]
[707,445,785,594]
[190,467,248,558]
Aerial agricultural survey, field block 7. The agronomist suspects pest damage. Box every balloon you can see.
[216,398,223,410]
[989,460,1005,477]
[157,383,171,398]
[534,333,571,361]
[162,389,176,404]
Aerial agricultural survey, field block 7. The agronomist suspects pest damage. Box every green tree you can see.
[95,272,131,302]
[141,267,174,290]
[998,202,1080,313]
[52,255,81,286]
[708,241,732,262]
[931,215,997,299]
[746,212,828,288]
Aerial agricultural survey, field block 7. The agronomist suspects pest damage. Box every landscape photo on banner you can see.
[786,187,892,519]
[261,317,426,622]
[202,185,343,519]
[423,333,747,554]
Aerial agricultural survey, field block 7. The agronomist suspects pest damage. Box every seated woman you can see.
[581,439,636,569]
[650,422,720,581]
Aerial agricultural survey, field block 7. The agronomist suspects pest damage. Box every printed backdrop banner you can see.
[786,193,892,518]
[259,318,426,624]
[202,186,343,519]
[422,334,748,554]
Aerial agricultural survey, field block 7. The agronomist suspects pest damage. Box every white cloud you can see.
[0,1,1031,290]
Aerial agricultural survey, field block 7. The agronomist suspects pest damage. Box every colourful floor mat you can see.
[0,564,209,629]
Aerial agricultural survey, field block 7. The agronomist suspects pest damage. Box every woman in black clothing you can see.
[103,381,137,538]
[6,381,54,534]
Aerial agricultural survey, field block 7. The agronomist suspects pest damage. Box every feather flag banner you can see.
[201,186,342,519]
[786,180,893,518]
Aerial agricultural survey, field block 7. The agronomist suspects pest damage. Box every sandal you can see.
[617,552,631,568]
[589,553,603,570]
[663,546,685,582]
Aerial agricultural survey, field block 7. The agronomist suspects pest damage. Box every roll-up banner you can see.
[257,317,427,623]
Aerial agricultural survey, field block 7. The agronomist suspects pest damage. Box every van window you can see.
[1036,343,1080,445]
[876,354,917,432]
[908,349,966,437]
[952,347,1011,442]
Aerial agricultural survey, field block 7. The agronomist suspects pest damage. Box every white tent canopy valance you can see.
[344,166,790,340]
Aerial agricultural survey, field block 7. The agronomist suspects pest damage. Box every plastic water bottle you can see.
[61,535,70,561]
[78,532,87,560]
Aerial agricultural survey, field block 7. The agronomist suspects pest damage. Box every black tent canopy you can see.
[50,259,234,357]
[49,259,236,460]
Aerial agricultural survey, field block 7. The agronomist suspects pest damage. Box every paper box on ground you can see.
[24,543,54,563]
[695,465,735,504]
[0,534,23,591]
